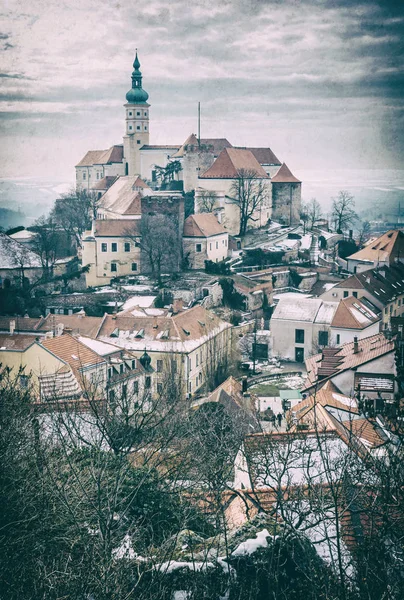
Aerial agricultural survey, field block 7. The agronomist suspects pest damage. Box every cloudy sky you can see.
[1,0,403,180]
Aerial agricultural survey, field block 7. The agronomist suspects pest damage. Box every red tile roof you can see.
[304,333,395,391]
[331,296,380,330]
[199,148,268,179]
[183,213,227,237]
[76,145,123,167]
[237,147,281,166]
[93,219,140,238]
[347,229,404,265]
[271,163,301,183]
[41,333,105,379]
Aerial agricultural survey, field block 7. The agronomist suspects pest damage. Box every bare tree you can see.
[356,220,371,247]
[230,169,268,236]
[198,190,218,213]
[30,216,59,278]
[51,186,99,248]
[306,198,323,230]
[126,214,181,286]
[331,191,357,234]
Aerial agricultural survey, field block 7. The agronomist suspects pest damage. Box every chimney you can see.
[10,320,15,336]
[242,376,248,394]
[353,336,359,354]
[172,299,183,314]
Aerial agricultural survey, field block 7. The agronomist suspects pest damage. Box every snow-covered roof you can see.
[272,297,337,324]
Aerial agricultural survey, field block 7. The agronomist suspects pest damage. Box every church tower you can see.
[123,52,150,176]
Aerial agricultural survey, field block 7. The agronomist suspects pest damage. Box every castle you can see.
[78,53,302,286]
[76,52,302,233]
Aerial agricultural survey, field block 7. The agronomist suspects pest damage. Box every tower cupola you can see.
[126,51,149,104]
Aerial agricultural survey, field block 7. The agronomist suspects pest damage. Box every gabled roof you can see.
[97,304,231,353]
[304,333,395,391]
[41,333,105,377]
[93,219,140,238]
[347,229,404,265]
[99,176,149,216]
[183,213,227,238]
[329,262,404,305]
[271,163,301,183]
[0,316,48,333]
[91,176,118,191]
[172,134,232,158]
[331,296,380,330]
[76,145,124,167]
[199,148,268,179]
[41,314,104,338]
[0,334,37,350]
[237,147,281,166]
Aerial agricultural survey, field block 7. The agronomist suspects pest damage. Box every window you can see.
[157,383,163,395]
[188,357,192,371]
[129,111,132,116]
[336,334,340,345]
[120,364,124,374]
[137,125,141,130]
[96,172,99,180]
[131,262,138,272]
[136,111,141,116]
[131,359,136,369]
[20,375,28,388]
[196,354,199,367]
[111,263,117,272]
[295,329,305,344]
[196,243,202,253]
[295,347,304,362]
[83,172,86,180]
[145,376,151,389]
[144,111,147,117]
[129,125,133,131]
[133,381,139,394]
[157,359,163,372]
[353,291,358,298]
[137,140,141,145]
[108,368,112,379]
[343,291,349,298]
[124,242,130,252]
[111,243,117,252]
[171,359,177,373]
[188,381,192,393]
[144,126,147,131]
[209,243,212,251]
[216,241,218,249]
[318,331,329,346]
[109,389,115,404]
[152,170,156,182]
[101,243,107,252]
[122,384,127,398]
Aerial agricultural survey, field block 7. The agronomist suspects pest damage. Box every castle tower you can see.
[123,52,150,176]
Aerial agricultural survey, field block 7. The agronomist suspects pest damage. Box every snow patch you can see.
[232,529,272,557]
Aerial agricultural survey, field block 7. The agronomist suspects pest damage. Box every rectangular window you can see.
[295,347,304,362]
[137,111,141,116]
[137,140,141,145]
[171,359,177,373]
[129,111,132,116]
[101,243,107,252]
[157,359,163,373]
[108,368,112,379]
[188,357,192,371]
[133,381,139,394]
[216,241,218,249]
[318,331,329,346]
[343,291,349,298]
[137,126,141,130]
[210,243,212,250]
[145,376,151,389]
[157,383,163,395]
[20,375,28,388]
[336,334,340,345]
[353,291,358,298]
[83,172,86,180]
[96,172,99,180]
[132,359,136,369]
[295,329,305,344]
[124,242,130,252]
[122,384,127,398]
[196,243,202,253]
[111,263,117,272]
[196,354,199,367]
[131,262,138,272]
[144,111,147,117]
[129,125,133,131]
[111,243,117,252]
[120,364,124,374]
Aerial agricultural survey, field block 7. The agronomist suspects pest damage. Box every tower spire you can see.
[126,51,149,103]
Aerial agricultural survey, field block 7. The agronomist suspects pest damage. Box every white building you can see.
[183,213,229,269]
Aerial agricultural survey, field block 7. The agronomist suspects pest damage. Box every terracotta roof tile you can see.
[91,176,118,191]
[271,163,301,183]
[331,296,380,329]
[183,213,227,237]
[41,333,105,378]
[347,230,404,265]
[41,314,104,338]
[93,219,140,237]
[75,145,123,167]
[199,148,268,179]
[237,147,281,166]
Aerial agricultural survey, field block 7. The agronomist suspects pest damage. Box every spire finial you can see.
[133,50,140,70]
